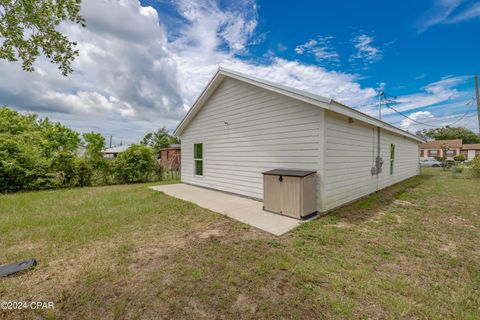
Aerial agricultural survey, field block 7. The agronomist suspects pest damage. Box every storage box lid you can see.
[262,169,316,177]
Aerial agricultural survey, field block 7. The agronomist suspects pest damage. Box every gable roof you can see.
[174,67,424,143]
[102,145,130,154]
[420,139,463,149]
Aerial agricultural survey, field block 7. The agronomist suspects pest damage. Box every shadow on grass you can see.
[318,174,432,225]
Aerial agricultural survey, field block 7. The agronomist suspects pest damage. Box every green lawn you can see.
[0,169,479,319]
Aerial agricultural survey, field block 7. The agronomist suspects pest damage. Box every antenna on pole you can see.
[378,91,385,120]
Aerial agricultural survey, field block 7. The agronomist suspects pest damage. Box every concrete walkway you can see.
[149,184,300,236]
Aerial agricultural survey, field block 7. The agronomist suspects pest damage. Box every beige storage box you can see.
[262,169,317,219]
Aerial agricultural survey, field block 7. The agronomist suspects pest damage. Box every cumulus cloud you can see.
[294,36,340,64]
[399,111,435,130]
[0,0,475,142]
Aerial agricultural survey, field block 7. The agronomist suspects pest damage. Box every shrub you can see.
[471,156,480,178]
[114,144,156,183]
[77,158,93,187]
[51,151,79,187]
[454,154,465,162]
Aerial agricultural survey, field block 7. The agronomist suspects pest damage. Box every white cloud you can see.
[350,34,382,65]
[0,0,475,143]
[399,111,435,130]
[294,36,339,63]
[360,76,468,119]
[446,2,480,23]
[415,0,480,33]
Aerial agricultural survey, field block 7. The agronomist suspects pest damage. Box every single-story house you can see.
[461,144,480,160]
[420,139,480,161]
[174,68,423,213]
[419,139,463,160]
[159,144,181,170]
[101,145,130,159]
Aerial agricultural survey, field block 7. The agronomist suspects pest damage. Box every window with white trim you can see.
[194,143,203,176]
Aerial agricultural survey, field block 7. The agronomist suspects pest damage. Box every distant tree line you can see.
[416,126,480,144]
[0,106,177,193]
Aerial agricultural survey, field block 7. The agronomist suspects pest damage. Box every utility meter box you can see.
[262,169,317,219]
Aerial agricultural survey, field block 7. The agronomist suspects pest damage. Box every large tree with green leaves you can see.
[142,126,179,154]
[416,126,480,144]
[0,0,85,76]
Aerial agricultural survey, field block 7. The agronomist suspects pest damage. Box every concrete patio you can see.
[149,183,300,236]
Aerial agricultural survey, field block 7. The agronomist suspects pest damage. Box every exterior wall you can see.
[160,148,181,170]
[323,111,420,211]
[180,77,420,213]
[421,148,460,159]
[467,150,477,160]
[180,77,323,205]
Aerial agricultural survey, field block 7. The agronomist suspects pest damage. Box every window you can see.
[430,150,438,156]
[390,144,395,175]
[194,143,203,176]
[446,150,454,157]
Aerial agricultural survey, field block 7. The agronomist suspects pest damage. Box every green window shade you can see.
[195,160,203,176]
[194,143,203,159]
[390,144,395,175]
[194,143,203,176]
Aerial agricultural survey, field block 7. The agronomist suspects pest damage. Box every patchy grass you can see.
[0,169,479,319]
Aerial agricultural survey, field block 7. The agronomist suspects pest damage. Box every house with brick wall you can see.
[420,139,480,161]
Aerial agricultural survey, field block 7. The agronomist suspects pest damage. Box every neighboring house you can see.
[101,145,130,159]
[174,68,423,213]
[420,139,462,160]
[461,144,480,160]
[159,144,181,171]
[420,140,480,161]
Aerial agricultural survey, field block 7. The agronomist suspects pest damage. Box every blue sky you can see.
[1,0,479,144]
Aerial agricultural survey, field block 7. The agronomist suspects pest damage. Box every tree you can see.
[142,126,178,154]
[141,132,152,145]
[0,0,85,76]
[82,132,105,166]
[115,144,155,183]
[416,126,480,144]
[38,118,80,157]
[440,143,450,171]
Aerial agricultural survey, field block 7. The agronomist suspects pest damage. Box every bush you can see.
[51,151,79,187]
[454,154,465,162]
[77,158,93,187]
[114,144,156,183]
[471,156,480,178]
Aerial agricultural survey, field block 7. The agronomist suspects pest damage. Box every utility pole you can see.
[109,135,112,148]
[378,91,384,120]
[475,75,480,135]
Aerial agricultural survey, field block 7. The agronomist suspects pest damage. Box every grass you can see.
[0,169,479,319]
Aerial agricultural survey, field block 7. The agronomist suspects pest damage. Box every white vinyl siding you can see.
[180,77,322,202]
[323,111,419,211]
[179,77,420,213]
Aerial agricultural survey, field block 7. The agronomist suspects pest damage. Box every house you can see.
[420,139,480,161]
[101,145,130,159]
[461,144,480,160]
[173,68,423,213]
[159,144,181,170]
[420,139,462,160]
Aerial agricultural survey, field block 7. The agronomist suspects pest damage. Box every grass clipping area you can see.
[0,169,479,319]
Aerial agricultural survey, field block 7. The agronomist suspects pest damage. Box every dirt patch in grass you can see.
[323,175,430,226]
[1,170,479,319]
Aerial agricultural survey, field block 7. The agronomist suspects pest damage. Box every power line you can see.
[383,98,475,128]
